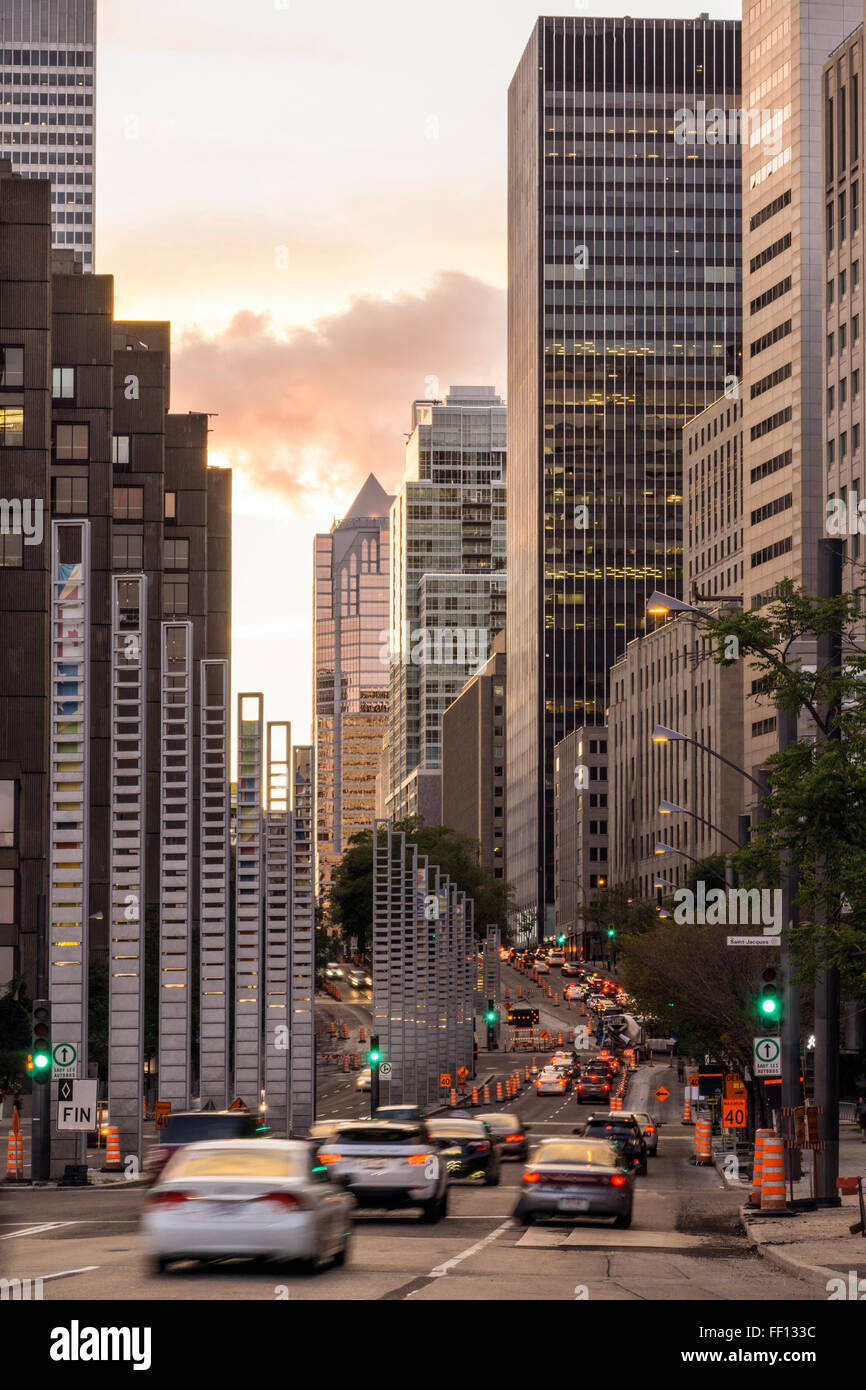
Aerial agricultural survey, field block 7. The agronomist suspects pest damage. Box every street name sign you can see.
[727,936,775,947]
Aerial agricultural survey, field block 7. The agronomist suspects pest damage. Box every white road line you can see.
[0,1222,77,1240]
[427,1219,512,1278]
[30,1266,100,1282]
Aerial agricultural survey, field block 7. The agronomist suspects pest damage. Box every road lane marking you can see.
[0,1222,77,1240]
[427,1219,512,1278]
[18,1265,101,1283]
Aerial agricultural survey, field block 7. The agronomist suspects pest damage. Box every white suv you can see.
[316,1120,449,1222]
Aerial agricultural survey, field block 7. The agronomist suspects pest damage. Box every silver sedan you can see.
[514,1137,634,1228]
[141,1139,355,1275]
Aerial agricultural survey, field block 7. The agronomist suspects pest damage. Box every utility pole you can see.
[814,536,844,1204]
[369,1034,380,1118]
[777,705,802,1183]
[32,894,50,1182]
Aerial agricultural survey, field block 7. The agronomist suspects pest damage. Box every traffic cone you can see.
[450,1089,458,1108]
[693,1117,713,1165]
[329,1019,336,1037]
[341,1022,349,1040]
[610,1093,622,1112]
[471,1087,479,1106]
[343,1054,350,1072]
[6,1129,21,1181]
[681,1093,692,1125]
[750,1130,774,1206]
[760,1135,787,1212]
[359,1027,366,1043]
[482,1083,491,1104]
[557,1030,563,1045]
[531,1057,538,1075]
[554,994,559,1007]
[518,986,523,999]
[496,1081,504,1101]
[103,1127,121,1172]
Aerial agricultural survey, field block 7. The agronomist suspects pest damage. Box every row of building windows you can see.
[750,492,792,527]
[749,275,791,315]
[751,535,792,569]
[750,318,791,358]
[751,361,792,399]
[827,370,861,414]
[827,425,861,466]
[749,231,791,275]
[750,405,792,442]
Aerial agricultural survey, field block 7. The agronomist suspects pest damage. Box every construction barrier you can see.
[750,1129,774,1206]
[103,1127,121,1172]
[359,1027,366,1043]
[681,1093,692,1125]
[693,1117,713,1165]
[524,1065,530,1082]
[556,1030,563,1046]
[450,1089,458,1108]
[470,1087,479,1106]
[482,1083,491,1104]
[760,1135,787,1212]
[352,1053,359,1069]
[531,1057,538,1075]
[496,1081,504,1101]
[5,1127,22,1181]
[341,1022,349,1040]
[610,1093,622,1112]
[329,1020,336,1037]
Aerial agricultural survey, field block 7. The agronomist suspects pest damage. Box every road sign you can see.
[228,1096,249,1111]
[440,1072,452,1089]
[727,935,776,946]
[155,1101,171,1130]
[379,1062,392,1078]
[754,1036,781,1076]
[721,1097,747,1128]
[52,1041,79,1080]
[654,1086,670,1103]
[56,1079,97,1132]
[457,1065,469,1081]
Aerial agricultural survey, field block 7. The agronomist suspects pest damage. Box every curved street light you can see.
[651,724,765,793]
[658,798,740,849]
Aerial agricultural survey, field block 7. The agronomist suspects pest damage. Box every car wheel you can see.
[332,1230,351,1268]
[421,1191,447,1223]
[516,1211,534,1227]
[149,1256,171,1276]
[613,1205,633,1229]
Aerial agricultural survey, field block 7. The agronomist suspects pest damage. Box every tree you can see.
[0,976,31,1092]
[330,818,513,956]
[577,883,655,959]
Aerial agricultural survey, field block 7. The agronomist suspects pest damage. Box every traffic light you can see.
[607,927,616,939]
[758,965,782,1021]
[31,999,51,1084]
[485,1002,497,1024]
[368,1040,381,1065]
[557,934,566,945]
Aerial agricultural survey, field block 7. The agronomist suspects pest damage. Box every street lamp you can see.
[651,724,765,793]
[646,590,701,617]
[658,799,740,849]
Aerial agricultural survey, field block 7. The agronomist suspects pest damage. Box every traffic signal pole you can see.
[369,1034,380,1118]
[777,707,802,1183]
[32,894,50,1182]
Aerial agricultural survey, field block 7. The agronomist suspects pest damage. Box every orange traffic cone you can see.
[760,1135,787,1212]
[557,1030,563,1046]
[343,1053,350,1072]
[450,1089,458,1108]
[750,1130,774,1206]
[482,1083,491,1104]
[103,1126,121,1172]
[6,1128,21,1182]
[359,1027,366,1043]
[329,1019,336,1037]
[693,1117,713,1165]
[531,1057,538,1075]
[471,1087,479,1106]
[681,1093,692,1125]
[496,1081,504,1101]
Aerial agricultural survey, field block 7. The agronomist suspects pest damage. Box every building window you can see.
[827,386,835,416]
[0,782,15,847]
[0,347,23,388]
[52,476,88,514]
[840,269,847,298]
[854,424,860,454]
[826,199,834,252]
[112,434,130,468]
[828,438,836,466]
[854,369,860,399]
[163,579,189,615]
[0,532,22,567]
[0,391,27,449]
[54,422,88,460]
[113,486,143,520]
[827,279,835,309]
[112,532,143,570]
[52,366,75,399]
[839,190,847,243]
[0,868,14,924]
[827,332,835,360]
[164,491,177,522]
[164,538,189,570]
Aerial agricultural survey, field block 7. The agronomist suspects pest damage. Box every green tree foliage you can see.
[577,883,656,946]
[330,818,513,956]
[0,976,32,1091]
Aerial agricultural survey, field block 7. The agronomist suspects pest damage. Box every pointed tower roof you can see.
[343,473,394,521]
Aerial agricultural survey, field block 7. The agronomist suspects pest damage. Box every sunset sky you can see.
[95,0,739,752]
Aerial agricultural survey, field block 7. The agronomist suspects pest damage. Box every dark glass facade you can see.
[506,16,742,933]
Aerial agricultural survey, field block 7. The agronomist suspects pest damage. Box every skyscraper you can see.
[0,0,96,271]
[385,386,506,824]
[313,475,392,919]
[507,16,741,933]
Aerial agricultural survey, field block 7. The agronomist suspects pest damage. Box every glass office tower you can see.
[506,16,741,933]
[0,0,96,270]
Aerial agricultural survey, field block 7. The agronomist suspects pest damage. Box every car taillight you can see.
[610,1175,628,1187]
[523,1171,540,1183]
[468,1141,490,1152]
[603,1083,610,1090]
[645,1125,656,1134]
[147,1190,193,1207]
[407,1153,432,1164]
[578,1083,584,1089]
[505,1135,524,1143]
[317,1152,340,1164]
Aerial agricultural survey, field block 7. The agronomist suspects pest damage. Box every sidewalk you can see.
[742,1127,866,1292]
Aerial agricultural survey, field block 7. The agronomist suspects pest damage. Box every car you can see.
[308,1120,344,1142]
[324,962,345,979]
[144,1109,263,1185]
[373,1104,434,1123]
[315,1120,449,1221]
[536,1067,570,1095]
[561,962,581,978]
[514,1137,634,1228]
[356,1068,372,1092]
[550,1050,574,1069]
[579,1114,648,1175]
[546,952,565,968]
[477,1112,531,1162]
[346,968,370,990]
[535,960,550,974]
[625,1110,660,1157]
[575,1070,613,1104]
[564,983,583,1001]
[426,1118,501,1185]
[142,1139,355,1275]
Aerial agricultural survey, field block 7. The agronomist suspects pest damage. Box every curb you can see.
[740,1205,840,1292]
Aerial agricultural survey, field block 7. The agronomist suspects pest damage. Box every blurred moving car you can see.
[536,1066,570,1095]
[346,967,371,990]
[142,1140,354,1274]
[144,1109,263,1185]
[324,963,344,981]
[373,1104,434,1123]
[426,1118,501,1185]
[546,951,565,968]
[477,1112,530,1162]
[514,1137,633,1228]
[535,960,550,974]
[561,962,581,978]
[625,1110,659,1157]
[580,1114,648,1175]
[575,1070,612,1104]
[356,1068,372,1092]
[315,1120,448,1221]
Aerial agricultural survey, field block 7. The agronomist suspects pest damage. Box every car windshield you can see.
[332,1124,423,1144]
[427,1120,485,1138]
[535,1141,619,1166]
[585,1123,638,1139]
[478,1114,519,1133]
[163,1147,307,1180]
[161,1114,253,1144]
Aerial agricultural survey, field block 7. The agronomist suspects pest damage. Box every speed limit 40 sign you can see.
[721,1097,747,1129]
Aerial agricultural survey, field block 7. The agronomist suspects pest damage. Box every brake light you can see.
[578,1083,584,1089]
[610,1174,628,1187]
[407,1153,432,1165]
[523,1171,540,1183]
[317,1152,340,1164]
[645,1125,656,1134]
[147,1190,193,1207]
[468,1140,490,1152]
[505,1135,524,1143]
[253,1191,307,1209]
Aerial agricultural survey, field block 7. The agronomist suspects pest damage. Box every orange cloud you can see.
[170,271,506,510]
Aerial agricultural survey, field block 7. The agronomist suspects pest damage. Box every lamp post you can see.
[657,799,740,849]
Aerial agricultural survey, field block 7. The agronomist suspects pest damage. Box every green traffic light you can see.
[485,1011,496,1023]
[369,1050,381,1064]
[761,998,779,1016]
[33,1052,50,1070]
[557,935,566,945]
[607,927,616,938]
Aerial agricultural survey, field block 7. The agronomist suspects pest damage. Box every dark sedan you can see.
[575,1070,613,1104]
[580,1114,648,1176]
[426,1118,501,1185]
[477,1112,531,1162]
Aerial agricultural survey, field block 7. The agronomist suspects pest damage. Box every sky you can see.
[95,0,740,751]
